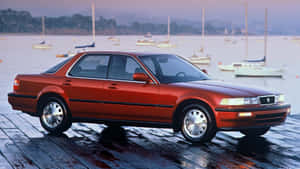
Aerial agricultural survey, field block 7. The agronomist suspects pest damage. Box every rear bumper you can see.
[215,104,290,130]
[8,93,37,115]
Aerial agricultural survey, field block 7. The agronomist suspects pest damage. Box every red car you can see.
[8,52,290,143]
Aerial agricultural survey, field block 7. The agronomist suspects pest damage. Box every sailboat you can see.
[189,8,211,65]
[224,26,237,44]
[235,8,284,78]
[75,2,96,49]
[33,16,52,49]
[56,2,96,57]
[144,32,152,38]
[136,32,155,46]
[224,28,231,42]
[219,2,264,71]
[136,39,156,46]
[156,16,176,48]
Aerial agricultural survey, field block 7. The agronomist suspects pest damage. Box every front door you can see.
[101,55,166,123]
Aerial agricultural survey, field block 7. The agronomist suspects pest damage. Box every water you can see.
[1,35,299,113]
[0,35,300,168]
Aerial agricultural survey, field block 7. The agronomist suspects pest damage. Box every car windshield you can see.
[44,57,73,74]
[139,54,209,83]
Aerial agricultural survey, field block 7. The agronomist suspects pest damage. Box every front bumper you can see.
[214,104,290,130]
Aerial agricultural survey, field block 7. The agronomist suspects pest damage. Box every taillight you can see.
[13,79,20,91]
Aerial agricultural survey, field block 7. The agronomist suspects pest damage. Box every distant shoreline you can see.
[0,33,296,37]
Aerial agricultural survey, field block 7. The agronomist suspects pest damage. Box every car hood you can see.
[171,80,274,97]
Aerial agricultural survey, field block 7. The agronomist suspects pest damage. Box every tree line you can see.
[0,9,240,35]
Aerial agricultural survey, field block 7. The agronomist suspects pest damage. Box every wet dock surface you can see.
[0,111,299,169]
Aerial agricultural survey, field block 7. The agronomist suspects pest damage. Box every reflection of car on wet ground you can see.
[8,51,291,143]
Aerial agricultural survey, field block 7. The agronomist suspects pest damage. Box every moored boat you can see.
[189,8,210,64]
[189,53,211,65]
[32,17,52,50]
[136,39,155,46]
[156,16,176,48]
[234,8,283,78]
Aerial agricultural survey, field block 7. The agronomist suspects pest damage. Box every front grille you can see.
[259,96,275,105]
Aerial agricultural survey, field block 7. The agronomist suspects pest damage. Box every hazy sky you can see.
[1,0,300,29]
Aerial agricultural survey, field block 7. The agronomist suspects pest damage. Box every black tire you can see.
[180,104,216,144]
[39,97,72,135]
[240,127,270,137]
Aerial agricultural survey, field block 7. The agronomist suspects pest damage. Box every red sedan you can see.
[8,52,290,143]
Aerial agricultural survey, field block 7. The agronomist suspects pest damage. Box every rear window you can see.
[44,57,73,74]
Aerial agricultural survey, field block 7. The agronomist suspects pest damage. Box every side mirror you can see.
[201,69,208,74]
[133,73,152,83]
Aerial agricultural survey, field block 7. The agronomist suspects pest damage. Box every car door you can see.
[63,54,110,119]
[101,55,167,123]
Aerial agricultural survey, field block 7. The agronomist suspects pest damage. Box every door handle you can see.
[63,79,72,86]
[108,86,117,89]
[108,83,118,89]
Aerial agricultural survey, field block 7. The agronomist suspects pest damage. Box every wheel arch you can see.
[172,98,216,131]
[37,91,70,116]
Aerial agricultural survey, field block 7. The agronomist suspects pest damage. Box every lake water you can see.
[0,35,299,113]
[1,35,300,168]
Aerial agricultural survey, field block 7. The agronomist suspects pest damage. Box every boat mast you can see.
[264,8,268,65]
[167,16,170,41]
[42,16,45,41]
[92,2,96,43]
[245,2,248,59]
[202,8,205,46]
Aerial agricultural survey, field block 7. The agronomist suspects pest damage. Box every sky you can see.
[1,0,300,33]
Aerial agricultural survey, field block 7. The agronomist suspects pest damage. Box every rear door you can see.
[63,54,110,119]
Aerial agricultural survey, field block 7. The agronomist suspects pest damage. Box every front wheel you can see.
[181,104,216,144]
[240,127,270,137]
[39,97,72,135]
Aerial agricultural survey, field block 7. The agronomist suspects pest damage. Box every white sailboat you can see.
[33,16,52,49]
[136,39,156,46]
[75,2,96,49]
[219,2,264,71]
[189,8,211,65]
[156,16,176,48]
[144,32,152,38]
[136,32,155,46]
[56,2,96,57]
[235,8,284,78]
[224,27,231,42]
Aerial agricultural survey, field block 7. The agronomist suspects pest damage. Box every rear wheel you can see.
[39,97,72,135]
[180,104,216,144]
[240,127,270,137]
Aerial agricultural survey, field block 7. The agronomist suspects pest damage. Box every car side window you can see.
[69,55,110,78]
[108,55,145,81]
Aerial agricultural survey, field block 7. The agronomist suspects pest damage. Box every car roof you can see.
[78,51,171,57]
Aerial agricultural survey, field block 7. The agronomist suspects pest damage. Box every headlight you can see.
[220,97,259,106]
[277,94,285,103]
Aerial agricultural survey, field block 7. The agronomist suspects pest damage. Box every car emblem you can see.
[267,98,270,103]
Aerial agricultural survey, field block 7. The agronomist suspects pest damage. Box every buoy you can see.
[218,61,222,65]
